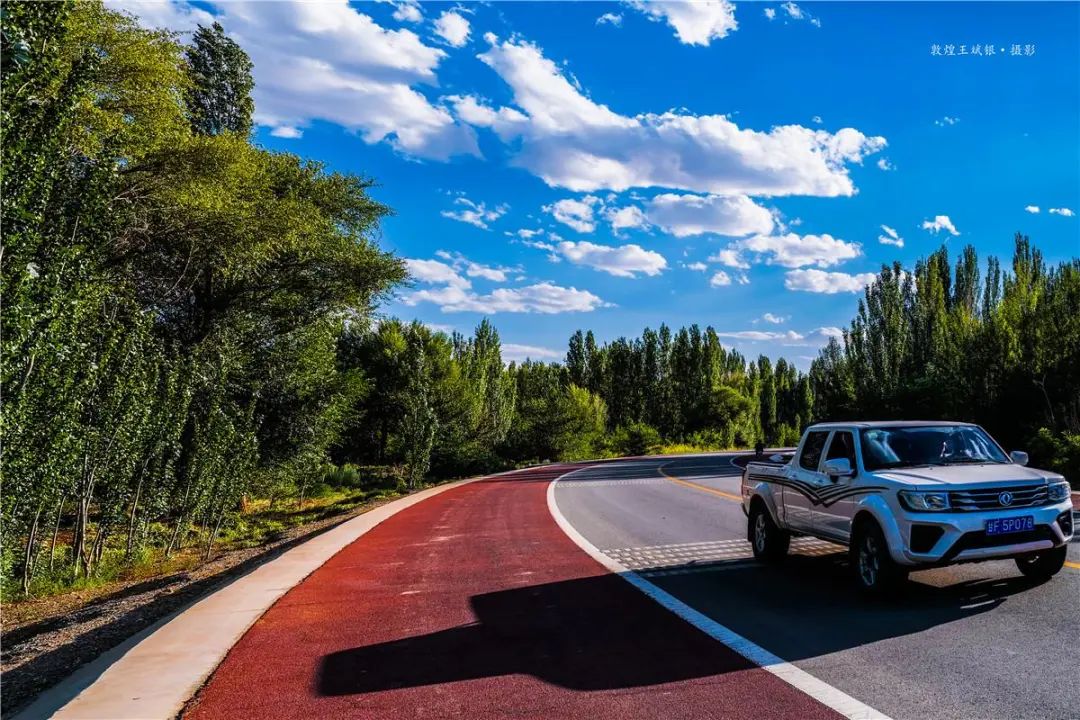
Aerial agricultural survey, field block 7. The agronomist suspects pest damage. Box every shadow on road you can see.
[317,551,1046,697]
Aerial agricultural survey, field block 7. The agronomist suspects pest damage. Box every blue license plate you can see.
[985,515,1034,535]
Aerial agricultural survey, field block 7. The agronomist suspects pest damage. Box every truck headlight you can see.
[898,490,950,512]
[1047,481,1070,503]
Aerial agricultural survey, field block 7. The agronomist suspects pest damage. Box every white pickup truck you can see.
[741,421,1074,593]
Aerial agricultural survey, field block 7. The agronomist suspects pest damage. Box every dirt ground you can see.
[0,491,409,716]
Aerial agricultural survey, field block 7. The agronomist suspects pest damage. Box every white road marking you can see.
[557,478,669,488]
[548,464,893,720]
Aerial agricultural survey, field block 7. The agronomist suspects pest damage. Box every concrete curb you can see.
[14,478,480,720]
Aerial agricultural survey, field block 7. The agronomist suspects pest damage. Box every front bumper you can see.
[894,500,1074,566]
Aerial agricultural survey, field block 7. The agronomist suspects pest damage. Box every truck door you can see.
[785,430,830,532]
[813,430,859,541]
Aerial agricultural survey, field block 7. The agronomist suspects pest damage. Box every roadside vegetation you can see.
[2,2,1077,605]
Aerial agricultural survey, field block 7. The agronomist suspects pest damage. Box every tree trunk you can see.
[165,514,185,558]
[49,494,66,572]
[125,463,147,559]
[22,505,43,595]
[204,511,225,561]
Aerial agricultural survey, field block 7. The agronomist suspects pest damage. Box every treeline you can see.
[1,3,405,593]
[810,237,1080,479]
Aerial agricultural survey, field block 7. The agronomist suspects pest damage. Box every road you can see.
[554,454,1080,720]
[185,455,1080,720]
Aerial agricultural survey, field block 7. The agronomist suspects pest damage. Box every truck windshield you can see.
[860,426,1008,471]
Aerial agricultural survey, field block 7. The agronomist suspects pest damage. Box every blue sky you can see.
[131,0,1079,367]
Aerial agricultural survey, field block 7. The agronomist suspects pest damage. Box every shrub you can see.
[609,422,662,457]
[1028,428,1080,489]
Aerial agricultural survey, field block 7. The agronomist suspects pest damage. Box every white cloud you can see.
[553,240,667,278]
[603,205,650,234]
[779,2,820,25]
[596,12,623,26]
[441,195,507,229]
[717,329,804,342]
[1049,207,1075,217]
[710,270,733,287]
[878,224,904,247]
[714,326,841,345]
[877,157,894,171]
[502,343,564,363]
[452,37,886,196]
[434,250,520,282]
[723,232,862,268]
[761,313,787,324]
[406,251,605,316]
[433,10,470,47]
[709,248,751,269]
[934,116,960,127]
[684,262,708,272]
[406,258,471,288]
[269,125,303,139]
[781,2,804,19]
[391,1,422,23]
[544,196,602,233]
[627,0,738,46]
[764,7,777,20]
[403,282,607,314]
[125,1,478,160]
[110,1,213,30]
[513,228,544,239]
[921,215,960,236]
[1025,205,1040,214]
[785,268,877,294]
[645,193,774,238]
[811,114,822,124]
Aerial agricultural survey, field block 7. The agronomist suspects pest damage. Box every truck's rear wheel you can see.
[750,504,789,563]
[850,520,908,595]
[1015,545,1067,580]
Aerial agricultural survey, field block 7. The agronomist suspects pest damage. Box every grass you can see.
[3,484,406,609]
[652,442,741,455]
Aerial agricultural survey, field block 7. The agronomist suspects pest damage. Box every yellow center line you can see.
[1065,561,1080,570]
[658,463,743,503]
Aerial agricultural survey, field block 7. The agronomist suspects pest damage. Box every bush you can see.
[609,422,662,457]
[321,463,362,488]
[1028,428,1080,489]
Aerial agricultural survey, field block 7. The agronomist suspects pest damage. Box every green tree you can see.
[183,22,254,136]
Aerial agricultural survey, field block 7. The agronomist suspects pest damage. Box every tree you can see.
[184,22,254,136]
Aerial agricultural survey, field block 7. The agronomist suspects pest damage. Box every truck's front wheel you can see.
[1015,545,1067,580]
[750,504,789,563]
[850,520,908,595]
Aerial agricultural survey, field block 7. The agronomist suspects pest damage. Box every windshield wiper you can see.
[939,457,998,464]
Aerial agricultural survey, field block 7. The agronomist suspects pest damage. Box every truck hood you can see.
[872,463,1064,488]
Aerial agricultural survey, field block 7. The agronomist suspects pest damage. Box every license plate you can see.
[985,515,1034,535]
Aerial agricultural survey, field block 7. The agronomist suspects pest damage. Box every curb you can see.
[14,477,482,720]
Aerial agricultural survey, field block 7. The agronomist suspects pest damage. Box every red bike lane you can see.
[185,465,842,720]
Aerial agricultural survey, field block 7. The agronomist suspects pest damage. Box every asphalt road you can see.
[553,453,1080,720]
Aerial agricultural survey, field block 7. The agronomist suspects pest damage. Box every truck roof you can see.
[807,420,979,430]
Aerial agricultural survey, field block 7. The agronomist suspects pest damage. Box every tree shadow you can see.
[318,552,1045,697]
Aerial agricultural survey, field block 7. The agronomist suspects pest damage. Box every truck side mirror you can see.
[1010,450,1029,466]
[823,458,854,479]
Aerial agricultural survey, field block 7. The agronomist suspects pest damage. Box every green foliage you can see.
[1028,429,1080,489]
[811,237,1080,475]
[184,22,254,136]
[608,422,662,457]
[1,2,405,597]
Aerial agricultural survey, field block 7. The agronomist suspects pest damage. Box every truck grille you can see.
[948,484,1049,511]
